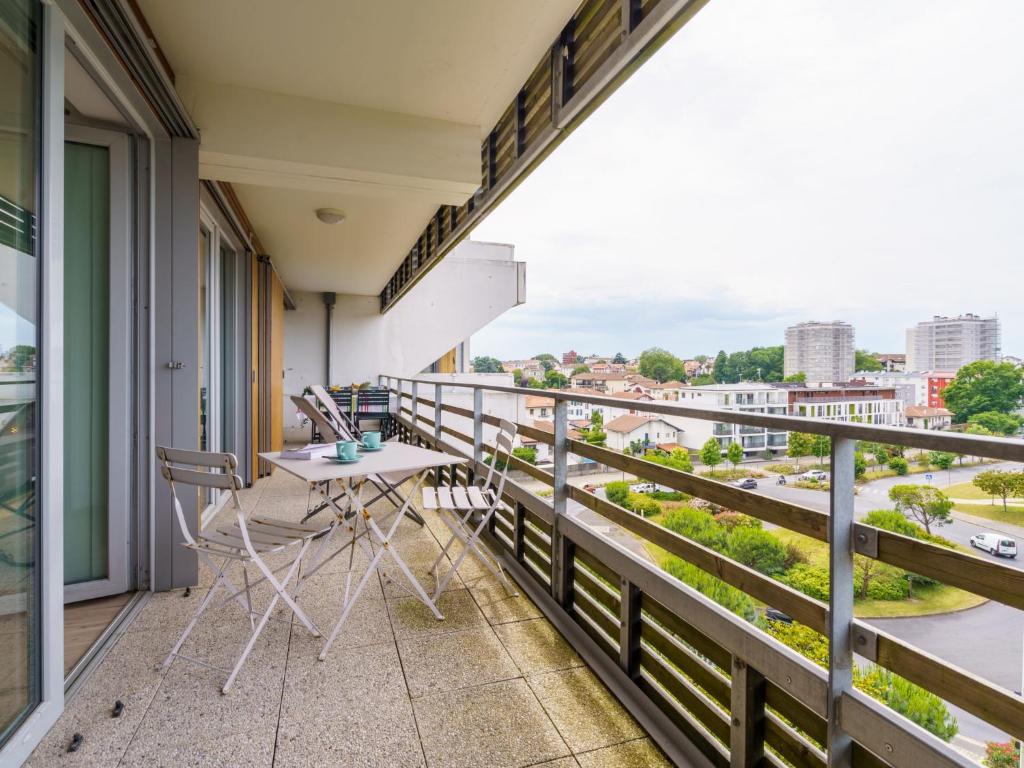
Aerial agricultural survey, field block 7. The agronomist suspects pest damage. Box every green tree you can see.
[783,372,806,383]
[471,356,504,373]
[638,347,685,383]
[972,470,1024,514]
[726,441,743,470]
[612,352,627,364]
[544,369,568,388]
[712,350,729,383]
[968,410,1023,436]
[571,364,590,376]
[534,353,556,362]
[809,434,831,467]
[942,360,1024,423]
[690,374,715,385]
[700,437,723,476]
[889,484,953,535]
[605,481,630,506]
[584,410,606,446]
[511,368,524,385]
[855,350,883,372]
[3,344,36,371]
[787,431,813,468]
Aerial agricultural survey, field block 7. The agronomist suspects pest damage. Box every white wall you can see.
[284,241,524,440]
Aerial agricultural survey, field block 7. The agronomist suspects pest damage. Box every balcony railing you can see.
[381,374,1024,768]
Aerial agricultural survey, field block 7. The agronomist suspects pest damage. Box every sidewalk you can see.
[953,508,1024,540]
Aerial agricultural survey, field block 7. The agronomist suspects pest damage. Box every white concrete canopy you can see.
[135,0,579,298]
[180,77,481,204]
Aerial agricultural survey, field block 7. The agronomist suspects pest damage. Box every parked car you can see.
[735,477,758,490]
[799,469,828,482]
[970,532,1017,558]
[764,607,792,624]
[630,482,656,493]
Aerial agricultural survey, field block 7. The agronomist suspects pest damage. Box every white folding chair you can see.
[294,394,424,525]
[422,419,519,600]
[156,446,331,693]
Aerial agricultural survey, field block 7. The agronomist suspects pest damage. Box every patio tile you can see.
[120,726,276,767]
[527,668,643,753]
[470,581,543,626]
[291,576,391,650]
[396,627,519,698]
[275,639,424,768]
[25,629,167,767]
[413,678,570,768]
[387,588,487,638]
[574,738,672,768]
[493,618,583,675]
[530,759,581,768]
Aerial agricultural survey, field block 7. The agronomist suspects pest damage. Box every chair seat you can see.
[423,485,493,511]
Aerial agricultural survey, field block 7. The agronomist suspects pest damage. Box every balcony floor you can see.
[27,470,670,768]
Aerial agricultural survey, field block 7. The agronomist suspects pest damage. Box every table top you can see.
[259,441,465,484]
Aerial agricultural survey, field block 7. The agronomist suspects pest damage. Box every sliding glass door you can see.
[62,127,131,602]
[0,0,41,744]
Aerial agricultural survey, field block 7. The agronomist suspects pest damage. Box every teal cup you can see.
[337,440,358,460]
[362,431,381,450]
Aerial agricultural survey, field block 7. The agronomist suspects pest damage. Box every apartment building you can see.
[675,383,791,455]
[905,314,1001,371]
[783,321,856,383]
[782,384,903,426]
[857,371,956,409]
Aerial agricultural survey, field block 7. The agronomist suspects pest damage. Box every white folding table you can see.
[260,442,466,661]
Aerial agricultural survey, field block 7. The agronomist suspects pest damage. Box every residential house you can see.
[648,380,686,401]
[905,406,953,430]
[570,372,631,394]
[524,394,556,421]
[877,353,906,372]
[605,414,683,452]
[519,420,582,464]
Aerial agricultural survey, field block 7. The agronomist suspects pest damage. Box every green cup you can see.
[362,431,381,450]
[337,440,358,460]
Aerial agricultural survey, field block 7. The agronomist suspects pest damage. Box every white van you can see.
[970,532,1017,558]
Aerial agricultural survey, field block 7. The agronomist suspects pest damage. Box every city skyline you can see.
[471,0,1024,360]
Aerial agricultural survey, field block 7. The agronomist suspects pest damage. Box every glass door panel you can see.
[0,0,41,745]
[63,142,110,585]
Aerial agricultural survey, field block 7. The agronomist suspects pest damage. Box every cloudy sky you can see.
[471,1,1024,361]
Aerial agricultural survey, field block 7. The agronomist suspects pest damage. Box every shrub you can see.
[888,456,909,475]
[648,490,689,502]
[762,620,828,667]
[713,511,762,532]
[984,741,1020,768]
[865,564,911,600]
[854,451,867,478]
[605,481,630,506]
[662,557,755,621]
[662,507,728,551]
[625,492,660,517]
[783,541,808,568]
[727,527,789,576]
[511,446,537,465]
[855,666,958,741]
[863,509,955,549]
[764,463,800,474]
[782,563,830,601]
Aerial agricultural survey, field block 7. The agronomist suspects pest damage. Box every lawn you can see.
[772,530,985,618]
[945,481,999,500]
[954,502,1024,527]
[699,468,766,481]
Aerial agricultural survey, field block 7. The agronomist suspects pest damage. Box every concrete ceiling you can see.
[137,0,579,296]
[232,184,438,295]
[137,0,578,134]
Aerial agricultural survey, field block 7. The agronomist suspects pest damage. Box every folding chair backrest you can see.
[309,384,359,439]
[481,419,518,498]
[156,446,244,545]
[291,394,343,442]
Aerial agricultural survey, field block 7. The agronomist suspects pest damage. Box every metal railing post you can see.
[730,656,766,767]
[410,380,418,432]
[472,388,483,466]
[828,436,856,766]
[551,398,573,605]
[434,383,442,447]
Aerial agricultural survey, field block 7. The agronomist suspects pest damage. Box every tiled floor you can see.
[27,470,672,768]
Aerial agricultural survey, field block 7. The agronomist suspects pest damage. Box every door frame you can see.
[62,124,131,603]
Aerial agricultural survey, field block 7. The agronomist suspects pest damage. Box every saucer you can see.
[358,444,385,452]
[324,455,362,464]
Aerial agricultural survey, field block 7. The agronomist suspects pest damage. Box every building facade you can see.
[784,321,856,383]
[675,384,791,455]
[905,314,1001,371]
